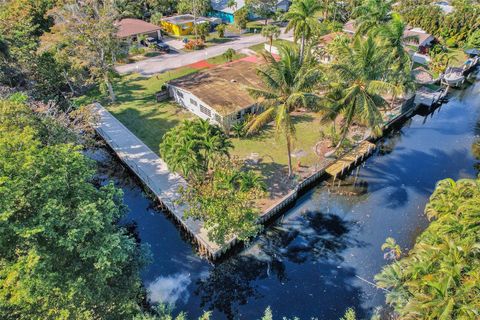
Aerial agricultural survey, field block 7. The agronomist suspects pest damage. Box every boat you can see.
[442,67,465,87]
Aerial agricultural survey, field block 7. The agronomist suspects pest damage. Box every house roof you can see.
[343,20,356,34]
[211,0,246,14]
[162,14,211,25]
[404,28,434,47]
[116,18,161,38]
[168,60,264,116]
[319,32,349,46]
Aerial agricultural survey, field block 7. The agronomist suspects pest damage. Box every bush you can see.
[184,39,205,50]
[445,37,457,48]
[216,24,226,38]
[223,48,236,62]
[129,46,145,55]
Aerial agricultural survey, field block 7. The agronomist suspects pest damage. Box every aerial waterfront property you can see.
[1,0,480,319]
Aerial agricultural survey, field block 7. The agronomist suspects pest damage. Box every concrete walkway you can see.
[116,29,294,76]
[92,103,222,256]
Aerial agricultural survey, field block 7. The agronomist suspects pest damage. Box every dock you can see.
[91,103,226,259]
[325,141,377,179]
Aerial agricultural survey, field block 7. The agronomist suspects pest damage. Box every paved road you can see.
[116,30,294,76]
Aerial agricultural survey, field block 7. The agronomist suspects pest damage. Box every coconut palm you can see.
[353,0,392,36]
[284,0,322,61]
[377,13,418,72]
[324,36,394,152]
[246,45,323,177]
[261,25,281,52]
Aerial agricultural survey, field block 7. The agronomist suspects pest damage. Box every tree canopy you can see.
[0,99,147,319]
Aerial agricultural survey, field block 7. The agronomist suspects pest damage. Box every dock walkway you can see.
[91,103,222,258]
[325,141,376,178]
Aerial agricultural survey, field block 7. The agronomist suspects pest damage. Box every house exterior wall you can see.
[168,85,258,130]
[209,10,234,24]
[161,21,194,36]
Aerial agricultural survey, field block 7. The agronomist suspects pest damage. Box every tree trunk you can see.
[63,70,75,95]
[269,36,273,53]
[390,92,397,110]
[105,75,116,102]
[299,34,305,63]
[286,135,293,177]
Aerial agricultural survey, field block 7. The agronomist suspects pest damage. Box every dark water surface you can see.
[94,75,480,319]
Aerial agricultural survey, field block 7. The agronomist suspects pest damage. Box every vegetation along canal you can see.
[92,75,480,320]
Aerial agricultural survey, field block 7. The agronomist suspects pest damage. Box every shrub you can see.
[184,39,205,50]
[216,24,226,38]
[445,37,457,48]
[223,48,236,62]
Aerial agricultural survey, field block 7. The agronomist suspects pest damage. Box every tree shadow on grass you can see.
[194,211,368,319]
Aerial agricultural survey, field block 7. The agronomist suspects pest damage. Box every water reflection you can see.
[90,74,480,319]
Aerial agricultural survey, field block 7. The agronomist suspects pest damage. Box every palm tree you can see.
[246,45,323,177]
[284,0,322,61]
[353,0,392,36]
[324,36,394,153]
[377,13,418,72]
[261,25,281,52]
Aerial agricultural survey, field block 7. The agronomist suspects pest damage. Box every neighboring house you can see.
[403,27,435,53]
[342,20,434,52]
[435,1,455,14]
[117,18,163,41]
[209,0,291,24]
[161,14,221,36]
[167,60,264,129]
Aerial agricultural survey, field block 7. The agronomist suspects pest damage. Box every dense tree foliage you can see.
[160,119,233,180]
[0,99,147,319]
[376,177,480,319]
[397,0,480,44]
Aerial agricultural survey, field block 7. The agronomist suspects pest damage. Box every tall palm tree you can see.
[284,0,322,61]
[353,0,392,36]
[246,45,323,177]
[324,36,394,152]
[377,13,418,72]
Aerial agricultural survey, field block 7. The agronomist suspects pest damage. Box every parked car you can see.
[142,37,170,53]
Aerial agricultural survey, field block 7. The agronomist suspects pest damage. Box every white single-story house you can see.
[167,60,264,129]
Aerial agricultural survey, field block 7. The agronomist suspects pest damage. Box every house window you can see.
[190,98,198,106]
[200,105,211,117]
[214,114,221,122]
[236,112,242,119]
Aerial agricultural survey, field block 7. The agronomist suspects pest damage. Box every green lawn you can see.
[75,68,198,152]
[231,112,323,171]
[249,39,296,53]
[206,52,247,65]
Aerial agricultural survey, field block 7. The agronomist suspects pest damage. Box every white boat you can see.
[442,67,465,87]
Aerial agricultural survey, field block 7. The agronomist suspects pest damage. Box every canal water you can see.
[94,74,480,319]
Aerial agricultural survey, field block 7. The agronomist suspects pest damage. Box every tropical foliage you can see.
[323,36,394,151]
[375,177,480,319]
[160,119,233,180]
[353,0,392,36]
[179,158,265,244]
[0,99,146,319]
[284,0,322,60]
[246,45,323,176]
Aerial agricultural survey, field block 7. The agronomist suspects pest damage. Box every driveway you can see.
[116,29,294,76]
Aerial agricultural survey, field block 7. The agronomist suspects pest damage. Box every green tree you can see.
[246,45,323,177]
[234,6,250,29]
[160,119,233,179]
[0,99,146,319]
[179,158,265,244]
[284,0,322,61]
[197,22,211,41]
[261,25,281,52]
[43,0,121,102]
[223,48,236,62]
[324,36,393,153]
[376,177,480,319]
[466,29,480,49]
[246,0,278,24]
[216,24,227,38]
[150,12,164,26]
[352,0,392,36]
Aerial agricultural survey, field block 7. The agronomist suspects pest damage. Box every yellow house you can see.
[161,14,201,36]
